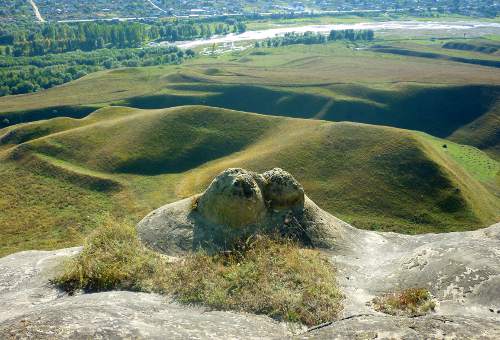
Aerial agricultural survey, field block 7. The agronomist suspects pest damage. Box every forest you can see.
[0,46,194,97]
[0,20,246,57]
[0,19,246,96]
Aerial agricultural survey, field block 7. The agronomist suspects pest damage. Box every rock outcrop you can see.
[136,168,350,255]
[1,168,499,338]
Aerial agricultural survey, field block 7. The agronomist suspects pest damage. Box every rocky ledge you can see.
[1,168,499,339]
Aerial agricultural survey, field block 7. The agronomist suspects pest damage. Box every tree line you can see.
[0,19,246,57]
[0,46,195,96]
[254,29,375,48]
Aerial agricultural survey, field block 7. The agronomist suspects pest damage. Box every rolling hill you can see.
[1,43,499,158]
[0,43,499,256]
[1,105,498,256]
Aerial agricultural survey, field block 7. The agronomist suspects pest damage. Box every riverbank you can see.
[154,20,500,49]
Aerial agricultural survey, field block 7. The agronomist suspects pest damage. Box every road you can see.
[28,0,45,22]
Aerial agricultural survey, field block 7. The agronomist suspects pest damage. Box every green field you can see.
[0,40,499,256]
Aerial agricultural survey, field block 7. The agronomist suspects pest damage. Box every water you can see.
[165,21,500,49]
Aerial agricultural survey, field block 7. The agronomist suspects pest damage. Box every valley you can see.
[1,4,500,337]
[0,41,498,257]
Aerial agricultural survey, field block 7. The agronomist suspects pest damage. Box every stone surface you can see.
[261,167,305,210]
[2,223,500,338]
[197,168,267,227]
[299,314,500,339]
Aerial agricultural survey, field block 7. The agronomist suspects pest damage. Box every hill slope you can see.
[1,105,498,256]
[1,43,499,158]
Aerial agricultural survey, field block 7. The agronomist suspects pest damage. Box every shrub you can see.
[53,220,343,326]
[371,288,436,316]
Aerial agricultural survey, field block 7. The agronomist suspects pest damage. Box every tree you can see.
[0,85,9,95]
[103,58,115,69]
[12,81,38,94]
[236,22,247,33]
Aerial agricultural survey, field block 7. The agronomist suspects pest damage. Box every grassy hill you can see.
[1,105,498,256]
[0,42,499,256]
[1,43,499,158]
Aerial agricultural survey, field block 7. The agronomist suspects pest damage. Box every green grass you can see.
[0,105,498,256]
[0,40,499,256]
[53,220,343,326]
[382,39,500,61]
[371,288,436,317]
[2,42,498,157]
[2,42,500,114]
[423,134,499,183]
[0,161,117,257]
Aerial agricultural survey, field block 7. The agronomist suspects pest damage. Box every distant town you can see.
[0,0,497,23]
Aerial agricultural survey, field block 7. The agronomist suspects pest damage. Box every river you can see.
[163,21,500,49]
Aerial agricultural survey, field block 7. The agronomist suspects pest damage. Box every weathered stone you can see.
[137,168,343,254]
[298,314,500,339]
[2,223,500,338]
[197,168,267,227]
[262,168,304,210]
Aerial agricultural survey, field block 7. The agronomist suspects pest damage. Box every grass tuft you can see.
[371,288,436,317]
[53,220,343,326]
[52,219,167,293]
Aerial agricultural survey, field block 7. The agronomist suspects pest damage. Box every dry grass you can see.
[53,220,343,326]
[168,235,343,326]
[52,218,167,293]
[371,288,436,317]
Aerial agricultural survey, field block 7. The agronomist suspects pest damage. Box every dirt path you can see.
[145,0,169,14]
[28,0,45,22]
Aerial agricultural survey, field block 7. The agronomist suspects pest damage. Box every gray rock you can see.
[299,314,500,339]
[197,168,267,227]
[330,223,500,321]
[2,222,500,339]
[261,167,305,210]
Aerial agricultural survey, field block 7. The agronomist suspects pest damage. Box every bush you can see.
[53,220,343,326]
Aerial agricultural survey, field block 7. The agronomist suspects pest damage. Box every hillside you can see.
[1,105,498,256]
[1,43,499,158]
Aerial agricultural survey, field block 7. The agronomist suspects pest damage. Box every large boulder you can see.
[136,168,349,255]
